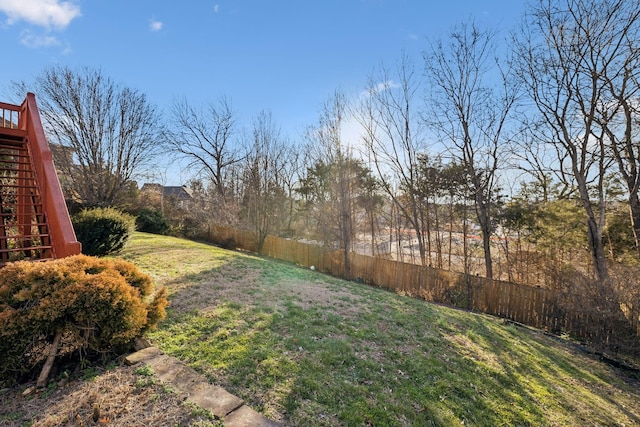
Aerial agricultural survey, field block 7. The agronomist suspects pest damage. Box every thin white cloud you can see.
[149,18,163,31]
[20,29,60,48]
[374,80,400,93]
[0,0,80,29]
[360,80,401,98]
[213,4,220,13]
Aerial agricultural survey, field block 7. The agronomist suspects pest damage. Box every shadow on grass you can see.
[134,239,640,427]
[442,314,640,426]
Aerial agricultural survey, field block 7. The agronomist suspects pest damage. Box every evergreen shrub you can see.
[73,207,136,256]
[0,255,168,384]
[136,208,170,235]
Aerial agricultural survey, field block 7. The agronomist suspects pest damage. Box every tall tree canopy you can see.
[515,0,640,279]
[18,66,164,208]
[424,22,518,279]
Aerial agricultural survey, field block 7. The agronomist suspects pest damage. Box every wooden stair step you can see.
[0,231,50,237]
[0,128,27,138]
[0,246,53,254]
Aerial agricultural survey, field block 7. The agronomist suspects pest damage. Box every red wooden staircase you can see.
[0,94,80,266]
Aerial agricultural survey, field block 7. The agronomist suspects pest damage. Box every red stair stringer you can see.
[0,93,81,263]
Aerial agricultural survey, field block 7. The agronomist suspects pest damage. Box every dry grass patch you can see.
[0,364,221,426]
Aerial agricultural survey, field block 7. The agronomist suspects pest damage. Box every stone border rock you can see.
[125,347,281,427]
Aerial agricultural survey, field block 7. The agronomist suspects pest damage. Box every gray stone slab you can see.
[147,358,207,394]
[189,384,244,418]
[146,356,187,384]
[125,348,280,426]
[124,346,163,365]
[225,405,281,427]
[169,369,207,394]
[143,353,172,371]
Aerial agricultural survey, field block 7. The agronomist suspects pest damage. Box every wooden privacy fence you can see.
[205,226,640,354]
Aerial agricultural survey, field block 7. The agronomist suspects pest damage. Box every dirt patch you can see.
[277,279,365,313]
[166,262,368,320]
[166,266,262,313]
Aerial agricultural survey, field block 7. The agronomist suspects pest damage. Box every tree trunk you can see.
[462,204,470,276]
[586,215,609,282]
[433,198,443,269]
[369,209,376,257]
[576,171,609,282]
[37,329,63,388]
[448,197,454,270]
[628,191,640,260]
[475,193,494,280]
[481,230,493,279]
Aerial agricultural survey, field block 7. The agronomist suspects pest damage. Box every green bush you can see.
[73,207,136,256]
[136,208,170,235]
[0,255,168,384]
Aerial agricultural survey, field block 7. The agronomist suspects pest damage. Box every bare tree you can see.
[509,128,565,204]
[168,96,243,205]
[439,161,471,272]
[239,110,291,250]
[591,1,640,259]
[17,66,164,207]
[415,154,448,269]
[301,91,378,279]
[355,53,431,265]
[280,145,303,236]
[424,22,518,280]
[306,91,352,276]
[514,0,640,280]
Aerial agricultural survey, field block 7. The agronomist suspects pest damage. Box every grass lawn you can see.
[120,232,640,426]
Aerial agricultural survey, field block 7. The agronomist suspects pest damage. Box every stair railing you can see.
[18,93,81,258]
[1,101,20,130]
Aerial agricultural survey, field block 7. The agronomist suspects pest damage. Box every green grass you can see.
[120,232,640,426]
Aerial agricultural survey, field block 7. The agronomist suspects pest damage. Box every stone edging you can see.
[125,347,281,427]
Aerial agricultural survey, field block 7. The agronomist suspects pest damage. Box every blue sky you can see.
[0,0,525,183]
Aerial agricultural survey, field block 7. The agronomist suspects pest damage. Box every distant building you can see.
[140,184,194,209]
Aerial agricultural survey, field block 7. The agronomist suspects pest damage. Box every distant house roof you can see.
[141,183,194,201]
[163,185,194,200]
[141,183,163,192]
